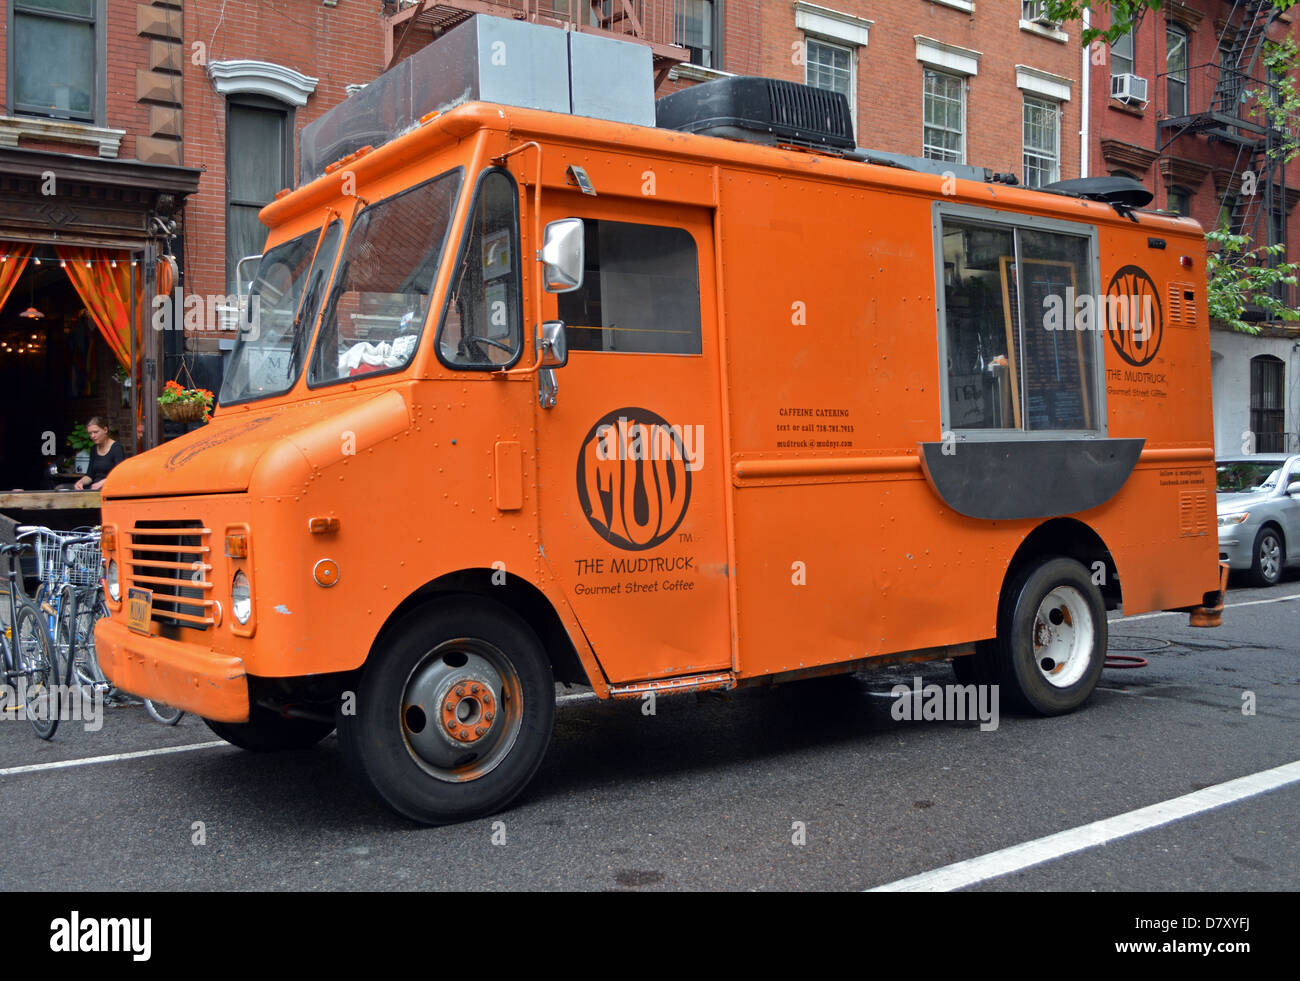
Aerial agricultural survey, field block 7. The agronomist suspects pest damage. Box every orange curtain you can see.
[56,246,142,370]
[0,244,33,315]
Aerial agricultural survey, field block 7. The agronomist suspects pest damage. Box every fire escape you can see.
[382,1,687,85]
[1158,1,1287,257]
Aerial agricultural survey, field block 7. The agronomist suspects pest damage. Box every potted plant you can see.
[158,380,214,423]
[66,423,94,474]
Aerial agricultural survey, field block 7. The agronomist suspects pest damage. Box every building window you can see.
[1111,28,1135,78]
[1166,24,1189,117]
[1168,185,1192,216]
[675,0,718,69]
[1250,355,1285,453]
[805,37,855,134]
[923,69,965,163]
[226,98,295,292]
[1217,193,1240,234]
[1023,96,1061,188]
[7,0,100,122]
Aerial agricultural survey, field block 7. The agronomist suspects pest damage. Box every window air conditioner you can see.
[1024,2,1058,27]
[1111,73,1149,105]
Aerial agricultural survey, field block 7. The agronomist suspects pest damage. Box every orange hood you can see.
[102,390,412,498]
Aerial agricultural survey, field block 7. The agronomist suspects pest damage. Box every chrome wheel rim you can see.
[400,638,523,783]
[1031,585,1094,688]
[1260,536,1281,582]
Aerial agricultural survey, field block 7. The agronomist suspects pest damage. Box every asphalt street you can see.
[1,572,1296,891]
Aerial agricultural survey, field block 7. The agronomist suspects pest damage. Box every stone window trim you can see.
[668,63,736,84]
[928,0,974,14]
[915,36,981,77]
[208,60,319,108]
[1016,65,1073,102]
[1099,138,1158,174]
[795,2,873,48]
[0,114,124,158]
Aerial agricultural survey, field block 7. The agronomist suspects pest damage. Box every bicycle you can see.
[23,525,185,727]
[0,539,61,739]
[23,527,104,692]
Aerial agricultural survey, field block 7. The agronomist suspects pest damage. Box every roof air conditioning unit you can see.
[1111,72,1149,106]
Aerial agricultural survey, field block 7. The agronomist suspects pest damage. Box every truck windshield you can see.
[309,168,463,386]
[219,220,344,405]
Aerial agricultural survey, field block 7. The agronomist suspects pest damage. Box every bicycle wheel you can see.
[17,602,60,740]
[70,591,110,692]
[145,700,185,726]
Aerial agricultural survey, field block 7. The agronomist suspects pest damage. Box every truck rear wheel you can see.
[993,557,1107,716]
[203,705,335,751]
[337,598,555,825]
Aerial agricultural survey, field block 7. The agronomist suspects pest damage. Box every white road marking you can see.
[868,759,1300,892]
[557,691,598,705]
[0,740,228,777]
[1111,588,1300,624]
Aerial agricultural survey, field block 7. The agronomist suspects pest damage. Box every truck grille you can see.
[127,520,215,630]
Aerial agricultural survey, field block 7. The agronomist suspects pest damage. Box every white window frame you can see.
[804,36,857,135]
[794,4,872,140]
[1023,95,1062,188]
[922,68,966,164]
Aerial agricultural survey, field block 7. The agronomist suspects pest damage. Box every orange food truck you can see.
[96,17,1224,824]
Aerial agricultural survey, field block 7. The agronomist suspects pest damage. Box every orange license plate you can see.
[126,587,153,635]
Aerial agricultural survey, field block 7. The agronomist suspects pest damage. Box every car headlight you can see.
[1218,511,1250,527]
[231,570,252,624]
[105,560,119,601]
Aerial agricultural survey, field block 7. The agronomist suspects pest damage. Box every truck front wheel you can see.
[993,557,1107,716]
[337,598,555,825]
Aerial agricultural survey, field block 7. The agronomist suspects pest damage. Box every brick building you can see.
[0,0,385,491]
[1082,0,1299,453]
[2,0,1295,482]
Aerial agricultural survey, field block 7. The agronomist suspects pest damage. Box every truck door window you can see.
[309,168,463,386]
[558,221,702,354]
[219,221,343,405]
[940,215,1099,434]
[438,169,523,369]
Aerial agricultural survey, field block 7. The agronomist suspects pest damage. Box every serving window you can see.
[937,209,1101,436]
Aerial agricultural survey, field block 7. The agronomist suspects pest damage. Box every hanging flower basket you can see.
[158,380,214,424]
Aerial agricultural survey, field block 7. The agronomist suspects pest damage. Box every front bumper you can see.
[1217,524,1256,569]
[96,617,250,723]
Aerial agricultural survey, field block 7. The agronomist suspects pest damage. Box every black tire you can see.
[204,704,335,751]
[1248,526,1284,588]
[337,596,555,825]
[951,639,998,686]
[992,557,1107,716]
[17,602,60,741]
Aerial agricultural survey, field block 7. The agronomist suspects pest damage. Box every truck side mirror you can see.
[1288,479,1300,496]
[539,218,584,293]
[538,320,568,368]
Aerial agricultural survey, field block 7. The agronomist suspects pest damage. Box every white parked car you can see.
[1216,453,1300,586]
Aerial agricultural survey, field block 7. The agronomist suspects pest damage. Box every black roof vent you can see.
[1043,176,1154,209]
[656,77,856,152]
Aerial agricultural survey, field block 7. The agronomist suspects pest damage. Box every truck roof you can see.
[262,100,1204,241]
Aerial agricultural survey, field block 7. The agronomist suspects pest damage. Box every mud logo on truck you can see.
[576,408,697,551]
[1105,265,1163,367]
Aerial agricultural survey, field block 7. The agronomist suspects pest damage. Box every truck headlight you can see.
[1217,512,1249,527]
[231,570,252,624]
[105,560,119,601]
